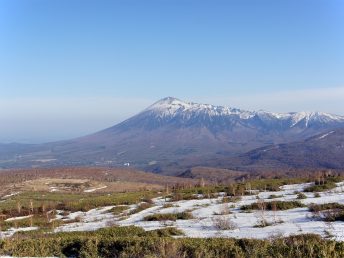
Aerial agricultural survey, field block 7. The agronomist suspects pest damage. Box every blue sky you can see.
[0,0,343,143]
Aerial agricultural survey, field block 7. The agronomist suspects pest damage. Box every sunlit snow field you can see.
[3,181,343,241]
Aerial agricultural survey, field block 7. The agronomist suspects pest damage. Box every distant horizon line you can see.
[1,95,344,145]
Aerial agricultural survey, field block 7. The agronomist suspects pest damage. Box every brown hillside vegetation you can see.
[178,166,248,184]
[0,167,197,198]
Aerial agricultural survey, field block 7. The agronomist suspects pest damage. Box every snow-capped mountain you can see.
[108,97,344,132]
[145,97,344,124]
[1,97,344,173]
[145,97,254,119]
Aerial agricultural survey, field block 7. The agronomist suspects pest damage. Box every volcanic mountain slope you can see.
[224,128,344,170]
[1,97,344,172]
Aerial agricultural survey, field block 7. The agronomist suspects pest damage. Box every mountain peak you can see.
[146,97,191,113]
[159,96,181,103]
[152,97,185,106]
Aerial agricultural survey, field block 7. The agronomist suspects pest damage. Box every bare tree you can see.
[29,199,34,214]
[256,199,267,227]
[30,216,33,227]
[212,215,237,230]
[16,201,21,214]
[199,177,205,188]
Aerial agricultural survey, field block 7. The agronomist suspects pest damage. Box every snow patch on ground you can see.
[0,227,38,238]
[84,186,107,193]
[54,206,115,232]
[5,214,33,222]
[1,192,20,199]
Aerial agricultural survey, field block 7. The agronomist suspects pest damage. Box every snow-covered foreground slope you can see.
[2,181,344,241]
[50,182,344,241]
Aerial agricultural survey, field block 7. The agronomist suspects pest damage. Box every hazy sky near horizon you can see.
[1,0,343,143]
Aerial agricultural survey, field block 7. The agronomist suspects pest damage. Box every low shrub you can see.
[297,192,307,199]
[170,193,201,202]
[309,203,344,213]
[314,193,321,198]
[268,194,283,199]
[143,212,194,221]
[129,202,153,215]
[147,227,184,237]
[241,201,305,211]
[223,196,241,203]
[1,230,343,258]
[309,203,344,222]
[110,205,128,215]
[162,203,174,208]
